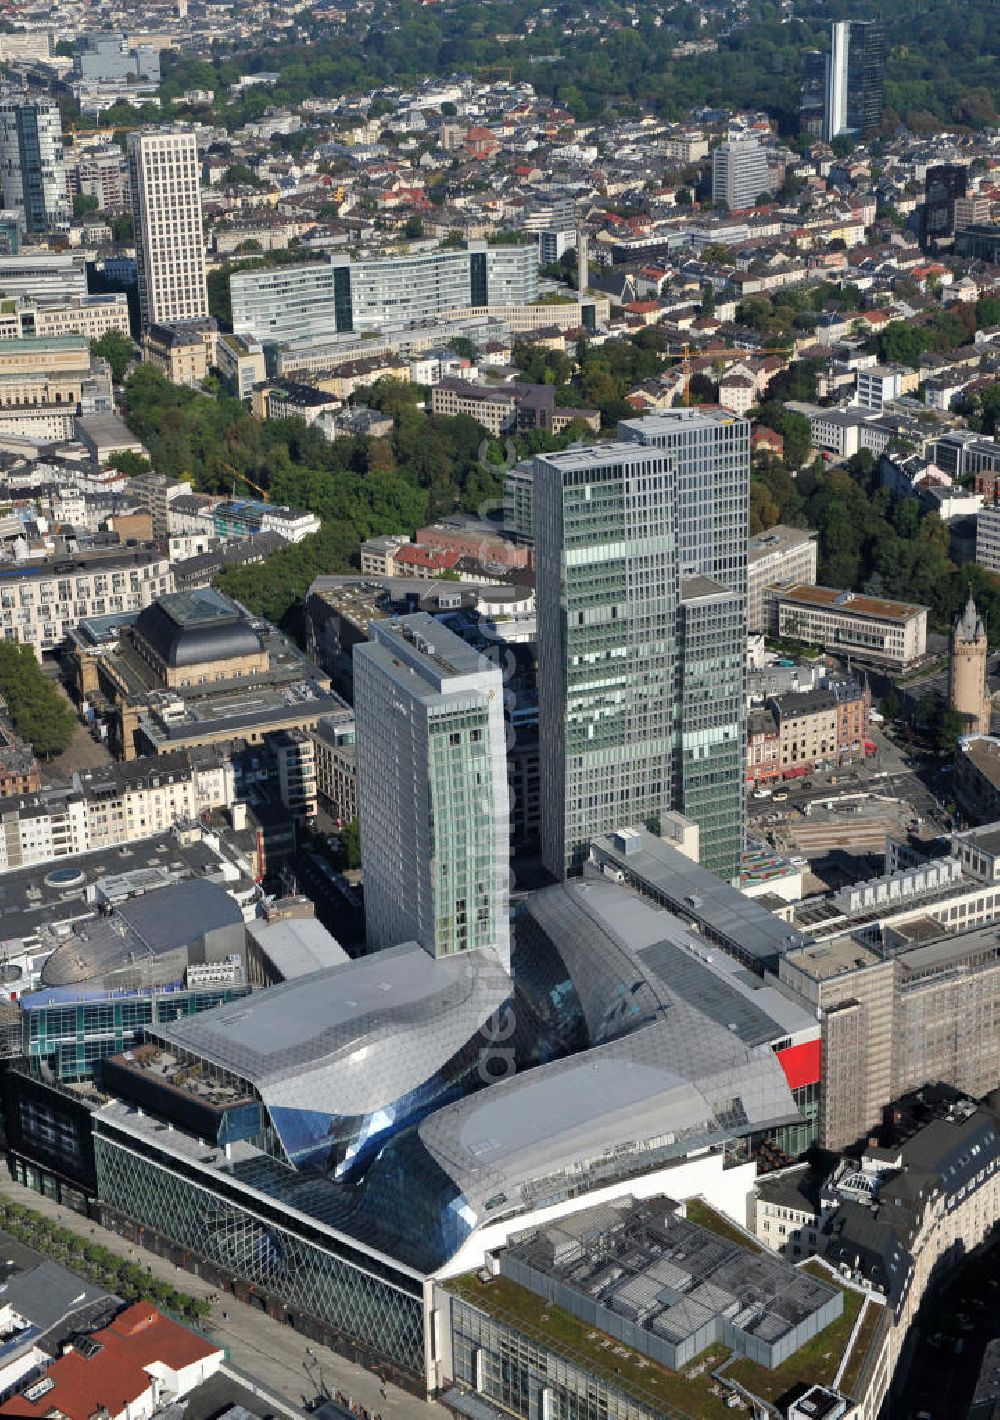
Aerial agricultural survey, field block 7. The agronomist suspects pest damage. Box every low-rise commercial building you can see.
[764,583,928,669]
[439,1193,841,1409]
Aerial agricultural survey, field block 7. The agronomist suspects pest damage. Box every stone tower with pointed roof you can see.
[949,592,990,734]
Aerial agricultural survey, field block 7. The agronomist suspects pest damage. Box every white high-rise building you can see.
[0,99,69,234]
[128,128,208,327]
[711,138,771,212]
[354,613,510,968]
[825,21,850,143]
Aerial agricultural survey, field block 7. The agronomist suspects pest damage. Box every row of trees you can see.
[0,643,76,758]
[0,1199,211,1321]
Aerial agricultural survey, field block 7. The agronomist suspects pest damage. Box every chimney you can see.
[576,227,588,294]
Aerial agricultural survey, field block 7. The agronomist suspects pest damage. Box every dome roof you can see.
[133,587,263,669]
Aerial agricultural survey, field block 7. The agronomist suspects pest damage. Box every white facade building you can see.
[0,549,173,657]
[128,129,209,327]
[711,139,771,212]
[976,505,1000,574]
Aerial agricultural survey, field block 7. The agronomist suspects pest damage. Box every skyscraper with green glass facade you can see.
[354,613,510,968]
[535,410,748,883]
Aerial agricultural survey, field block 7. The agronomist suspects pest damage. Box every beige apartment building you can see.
[128,128,209,327]
[747,524,818,632]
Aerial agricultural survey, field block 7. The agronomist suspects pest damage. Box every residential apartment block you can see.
[128,129,209,327]
[0,752,234,874]
[0,548,172,657]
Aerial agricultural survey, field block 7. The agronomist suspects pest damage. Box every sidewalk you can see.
[0,1177,438,1420]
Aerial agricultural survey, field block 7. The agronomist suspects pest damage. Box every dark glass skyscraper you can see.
[923,164,967,248]
[824,19,885,142]
[0,100,69,234]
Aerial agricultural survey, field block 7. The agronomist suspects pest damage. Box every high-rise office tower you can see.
[535,442,680,882]
[0,99,69,235]
[619,410,748,883]
[354,613,511,968]
[711,138,771,212]
[128,129,208,328]
[824,20,885,142]
[922,164,967,249]
[534,410,749,884]
[800,49,827,138]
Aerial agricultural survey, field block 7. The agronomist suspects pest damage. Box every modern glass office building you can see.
[533,442,680,879]
[23,982,248,1081]
[0,100,69,234]
[824,19,885,141]
[535,412,748,882]
[619,409,749,883]
[678,579,745,883]
[230,242,538,345]
[354,614,510,966]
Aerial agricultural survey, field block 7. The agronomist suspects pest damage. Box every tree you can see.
[701,280,715,317]
[403,213,424,238]
[73,192,99,218]
[107,450,151,477]
[341,818,362,868]
[0,643,76,758]
[91,330,137,384]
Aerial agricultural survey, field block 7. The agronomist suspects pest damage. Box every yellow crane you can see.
[659,342,794,405]
[225,465,270,504]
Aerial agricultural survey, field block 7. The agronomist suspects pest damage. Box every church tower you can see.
[950,592,990,734]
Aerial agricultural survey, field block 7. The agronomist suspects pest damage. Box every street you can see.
[0,1176,438,1420]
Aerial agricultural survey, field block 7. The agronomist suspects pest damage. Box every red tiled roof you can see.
[0,1305,219,1420]
[394,544,461,571]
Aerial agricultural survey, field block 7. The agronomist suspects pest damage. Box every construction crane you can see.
[659,342,795,406]
[225,465,270,504]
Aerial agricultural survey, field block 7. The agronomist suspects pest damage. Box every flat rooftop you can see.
[749,525,817,563]
[618,408,745,437]
[498,1195,840,1360]
[959,734,1000,787]
[955,822,1000,856]
[770,583,926,623]
[589,827,811,968]
[371,611,495,683]
[783,938,883,981]
[895,920,1000,981]
[0,832,249,954]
